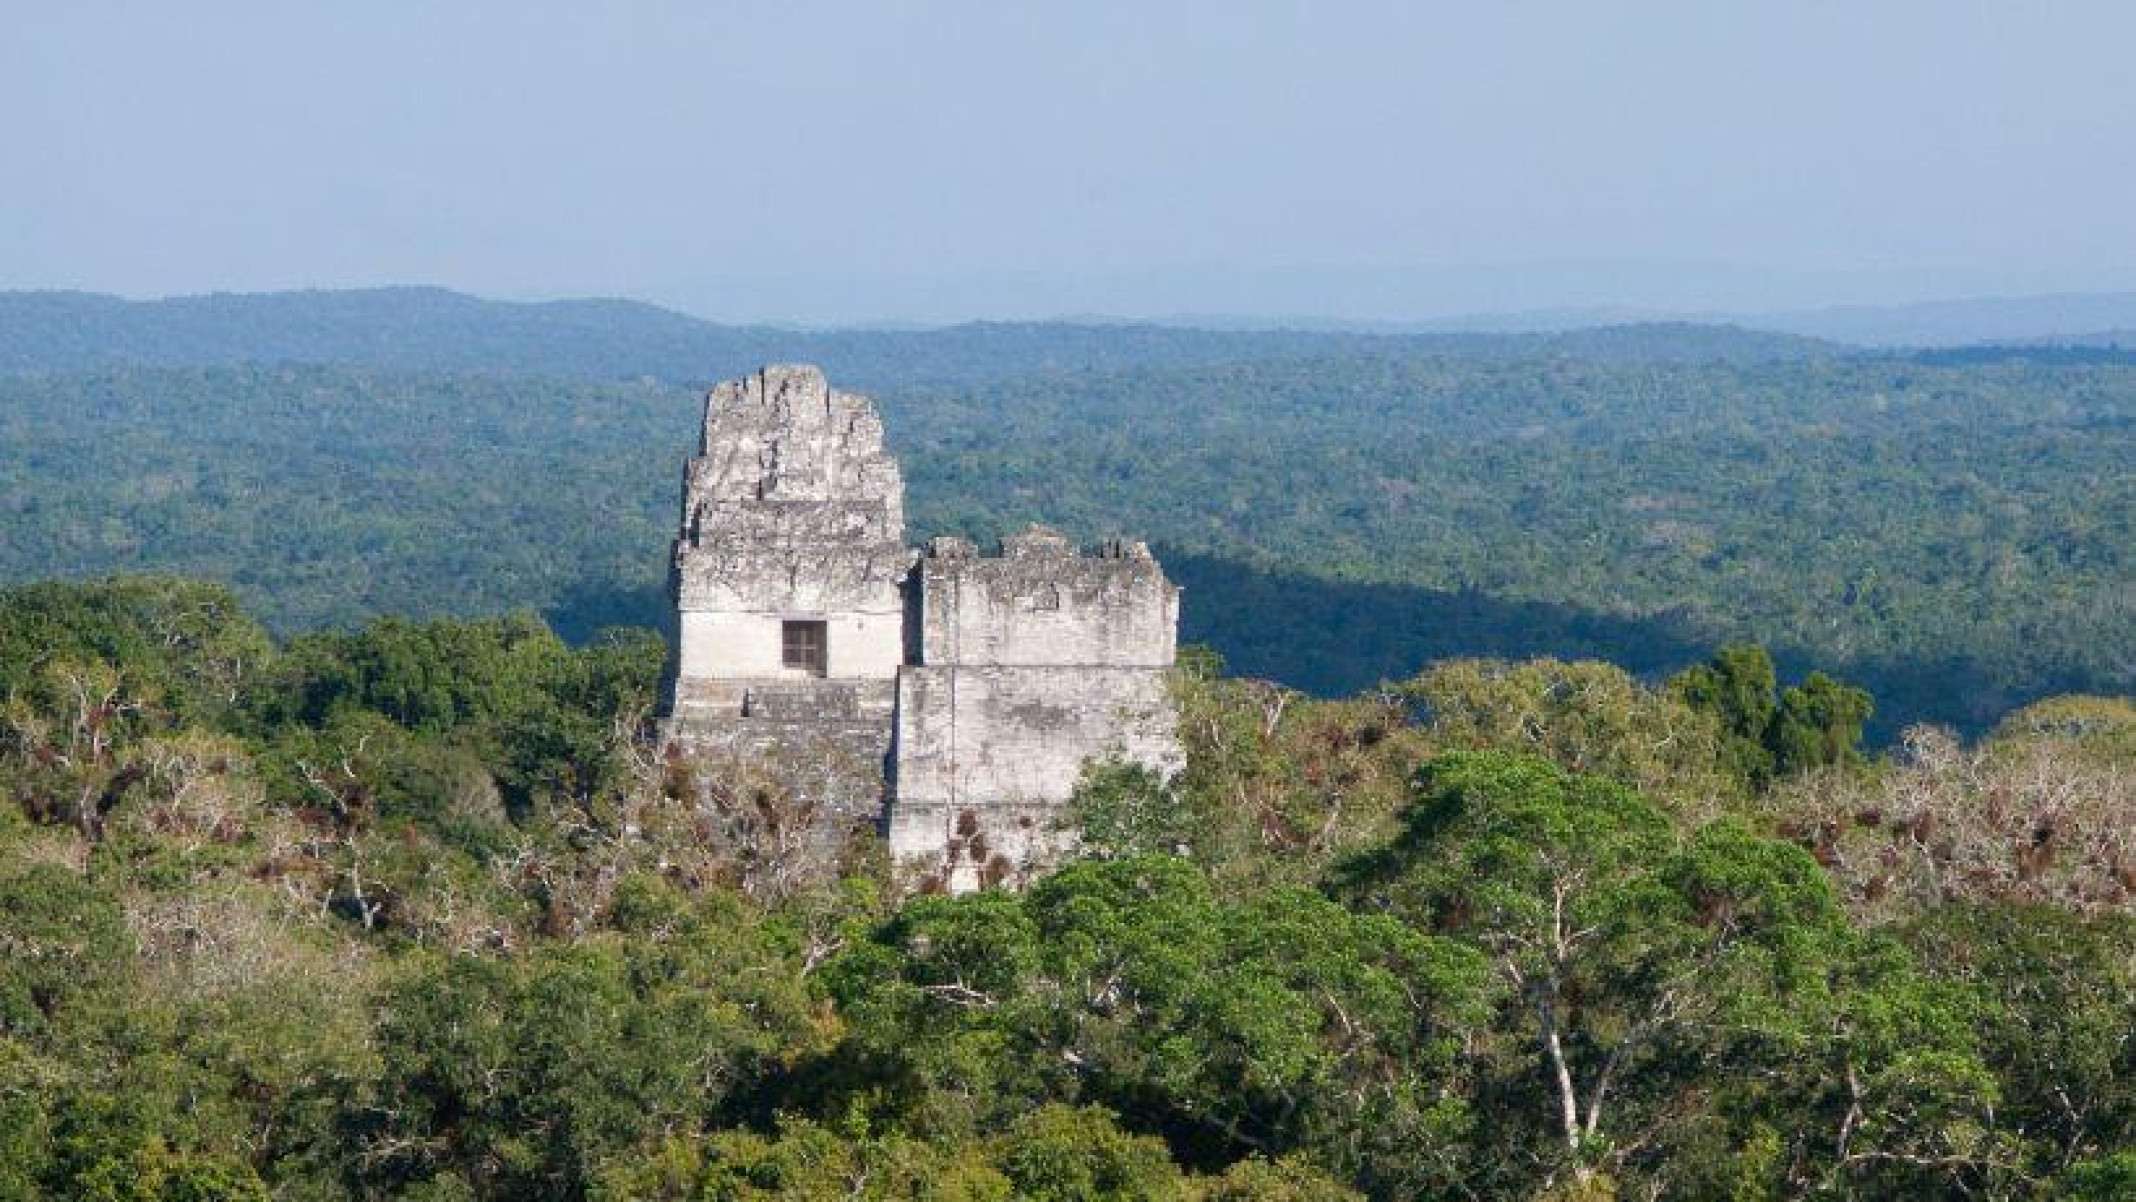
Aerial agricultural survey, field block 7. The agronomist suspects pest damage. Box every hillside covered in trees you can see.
[0,289,1839,381]
[2,323,2127,737]
[1,296,2130,1199]
[1,577,2129,1200]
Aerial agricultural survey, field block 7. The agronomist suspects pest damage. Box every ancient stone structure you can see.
[662,365,1180,889]
[663,365,907,836]
[889,529,1180,888]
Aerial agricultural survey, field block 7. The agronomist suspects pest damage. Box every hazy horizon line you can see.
[12,275,2136,342]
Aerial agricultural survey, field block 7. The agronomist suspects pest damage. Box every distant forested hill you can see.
[1750,290,2136,346]
[0,288,1837,382]
[4,350,2126,738]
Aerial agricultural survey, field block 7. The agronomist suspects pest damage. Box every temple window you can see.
[782,619,827,676]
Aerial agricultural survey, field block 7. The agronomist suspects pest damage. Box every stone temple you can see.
[660,365,1181,890]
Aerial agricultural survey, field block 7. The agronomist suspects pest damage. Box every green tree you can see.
[0,861,134,1038]
[1397,657,1739,815]
[0,577,273,734]
[1668,644,1779,783]
[1769,672,1875,776]
[1193,1156,1363,1202]
[824,856,1490,1195]
[1904,905,2135,1189]
[1332,753,1866,1192]
[1671,646,1875,784]
[996,1105,1187,1202]
[364,892,817,1199]
[1068,759,1190,861]
[2056,1151,2136,1201]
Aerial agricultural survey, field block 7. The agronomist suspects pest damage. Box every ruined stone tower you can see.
[662,364,1181,888]
[665,366,907,831]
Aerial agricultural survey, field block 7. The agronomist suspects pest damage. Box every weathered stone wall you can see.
[887,664,1179,889]
[887,528,1182,889]
[670,363,907,666]
[914,529,1178,669]
[676,611,904,683]
[664,679,896,840]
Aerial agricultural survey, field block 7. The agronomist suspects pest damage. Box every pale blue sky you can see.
[5,1,2132,322]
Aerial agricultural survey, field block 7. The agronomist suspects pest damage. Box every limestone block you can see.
[916,529,1179,669]
[887,663,1180,887]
